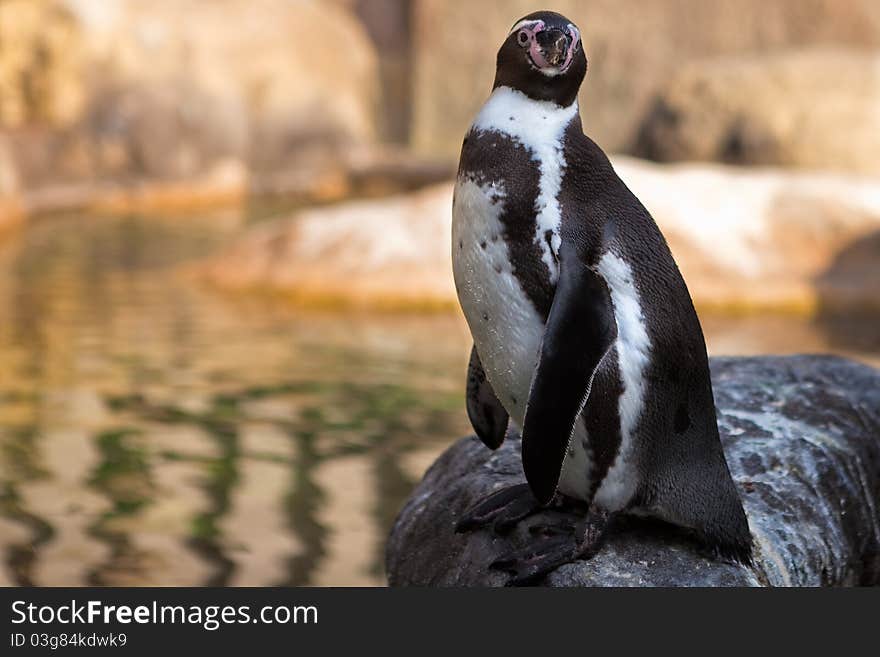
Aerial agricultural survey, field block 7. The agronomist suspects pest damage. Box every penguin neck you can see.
[472,86,580,142]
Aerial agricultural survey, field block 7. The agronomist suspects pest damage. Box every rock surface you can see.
[199,158,880,314]
[0,137,22,232]
[411,0,880,159]
[634,50,880,175]
[0,0,86,128]
[199,182,456,309]
[386,356,880,586]
[66,0,379,175]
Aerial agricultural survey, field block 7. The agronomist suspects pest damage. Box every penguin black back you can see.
[558,122,752,562]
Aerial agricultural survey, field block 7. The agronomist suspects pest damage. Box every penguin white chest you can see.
[452,86,595,502]
[452,86,577,422]
[452,177,543,425]
[452,185,593,502]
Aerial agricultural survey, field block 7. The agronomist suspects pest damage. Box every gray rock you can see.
[386,356,880,586]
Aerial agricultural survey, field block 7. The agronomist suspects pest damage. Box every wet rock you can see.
[634,50,880,175]
[386,355,880,586]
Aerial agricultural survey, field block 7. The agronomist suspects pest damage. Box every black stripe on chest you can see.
[457,130,555,320]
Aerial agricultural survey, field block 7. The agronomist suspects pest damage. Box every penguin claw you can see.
[491,511,615,586]
[455,483,542,534]
[528,519,576,536]
[491,535,579,586]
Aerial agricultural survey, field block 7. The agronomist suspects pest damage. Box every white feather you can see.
[455,88,594,501]
[508,18,543,35]
[452,177,540,416]
[453,175,595,501]
[593,252,651,510]
[471,86,576,283]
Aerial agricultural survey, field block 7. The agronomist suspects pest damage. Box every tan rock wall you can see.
[0,0,86,128]
[410,0,880,160]
[634,50,880,175]
[1,0,382,207]
[0,136,22,232]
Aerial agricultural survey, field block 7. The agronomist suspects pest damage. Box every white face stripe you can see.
[566,23,581,53]
[508,19,580,47]
[508,19,544,35]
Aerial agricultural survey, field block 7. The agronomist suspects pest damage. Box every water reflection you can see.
[0,211,876,585]
[0,211,472,585]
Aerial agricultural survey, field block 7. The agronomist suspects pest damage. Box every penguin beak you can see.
[531,28,570,72]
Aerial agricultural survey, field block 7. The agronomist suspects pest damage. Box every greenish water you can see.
[0,210,472,586]
[0,210,876,586]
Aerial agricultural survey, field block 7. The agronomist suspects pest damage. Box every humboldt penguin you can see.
[451,10,752,585]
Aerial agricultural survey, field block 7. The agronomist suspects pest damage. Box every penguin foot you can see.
[528,518,576,536]
[455,483,543,534]
[491,535,579,586]
[491,510,614,586]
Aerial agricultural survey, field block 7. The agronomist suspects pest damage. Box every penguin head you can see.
[493,11,587,107]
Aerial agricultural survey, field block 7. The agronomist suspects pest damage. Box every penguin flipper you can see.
[522,242,617,505]
[466,345,509,449]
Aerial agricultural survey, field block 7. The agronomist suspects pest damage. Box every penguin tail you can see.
[690,483,754,567]
[703,525,754,566]
[639,451,754,566]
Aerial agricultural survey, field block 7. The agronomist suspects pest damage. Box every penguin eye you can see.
[516,30,529,47]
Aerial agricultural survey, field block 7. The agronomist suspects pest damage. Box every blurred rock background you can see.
[411,0,880,164]
[0,0,387,216]
[1,1,877,196]
[1,0,879,312]
[1,0,879,588]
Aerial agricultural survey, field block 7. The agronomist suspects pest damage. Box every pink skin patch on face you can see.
[528,37,551,69]
[562,24,580,71]
[512,20,580,75]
